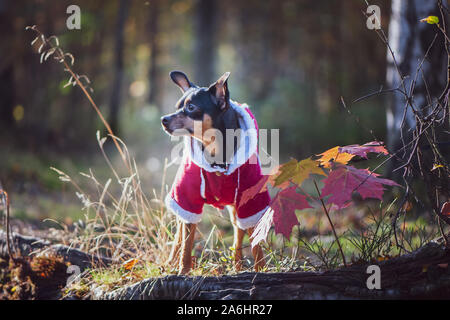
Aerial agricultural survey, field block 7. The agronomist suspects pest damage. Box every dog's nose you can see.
[161,116,170,126]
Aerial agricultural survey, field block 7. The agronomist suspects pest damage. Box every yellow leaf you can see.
[431,163,444,171]
[122,258,138,271]
[291,158,326,186]
[317,146,355,168]
[273,158,325,187]
[273,159,298,187]
[420,16,439,25]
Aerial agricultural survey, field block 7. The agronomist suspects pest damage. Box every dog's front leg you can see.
[179,222,197,275]
[228,206,245,271]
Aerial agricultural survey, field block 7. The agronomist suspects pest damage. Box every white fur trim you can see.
[165,194,202,224]
[184,100,258,175]
[200,169,206,199]
[234,167,240,203]
[236,206,269,230]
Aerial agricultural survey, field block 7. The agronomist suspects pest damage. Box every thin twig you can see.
[313,180,347,267]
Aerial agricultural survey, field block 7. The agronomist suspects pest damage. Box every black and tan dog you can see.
[162,71,270,274]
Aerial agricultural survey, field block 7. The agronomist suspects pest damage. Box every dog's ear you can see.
[170,71,194,92]
[208,72,230,111]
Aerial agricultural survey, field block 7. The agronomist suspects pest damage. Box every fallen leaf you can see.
[122,258,138,271]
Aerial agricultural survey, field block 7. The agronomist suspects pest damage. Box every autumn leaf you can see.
[431,163,444,171]
[338,141,388,159]
[272,159,297,187]
[273,158,325,187]
[238,175,270,208]
[250,208,274,248]
[271,186,312,238]
[420,16,439,25]
[321,165,400,209]
[122,258,138,271]
[317,146,355,168]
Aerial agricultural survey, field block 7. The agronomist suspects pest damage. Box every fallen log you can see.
[0,230,114,271]
[2,230,449,300]
[95,242,450,300]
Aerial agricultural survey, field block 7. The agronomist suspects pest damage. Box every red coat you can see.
[165,102,270,229]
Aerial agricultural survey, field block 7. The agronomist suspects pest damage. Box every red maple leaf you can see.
[271,186,312,238]
[238,175,270,209]
[321,165,399,209]
[338,141,388,159]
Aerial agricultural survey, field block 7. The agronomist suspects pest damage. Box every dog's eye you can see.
[185,104,197,112]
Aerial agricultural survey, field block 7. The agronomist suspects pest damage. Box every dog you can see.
[161,71,270,274]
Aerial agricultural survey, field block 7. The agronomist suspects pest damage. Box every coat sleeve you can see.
[165,159,205,224]
[235,154,271,230]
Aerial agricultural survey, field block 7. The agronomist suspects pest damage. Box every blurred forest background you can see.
[0,0,397,222]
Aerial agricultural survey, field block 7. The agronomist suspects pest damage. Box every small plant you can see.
[248,141,399,267]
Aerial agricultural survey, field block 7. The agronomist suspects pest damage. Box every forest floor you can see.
[1,218,449,300]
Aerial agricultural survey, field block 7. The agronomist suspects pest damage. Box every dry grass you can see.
[51,133,176,267]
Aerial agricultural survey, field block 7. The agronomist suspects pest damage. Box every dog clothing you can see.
[165,101,270,229]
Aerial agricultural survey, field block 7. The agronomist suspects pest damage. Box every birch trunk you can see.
[386,0,446,162]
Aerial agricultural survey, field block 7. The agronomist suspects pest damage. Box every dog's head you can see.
[161,71,231,142]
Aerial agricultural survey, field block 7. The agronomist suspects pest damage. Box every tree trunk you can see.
[0,0,15,129]
[109,0,129,135]
[385,0,447,171]
[148,0,161,108]
[194,0,217,85]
